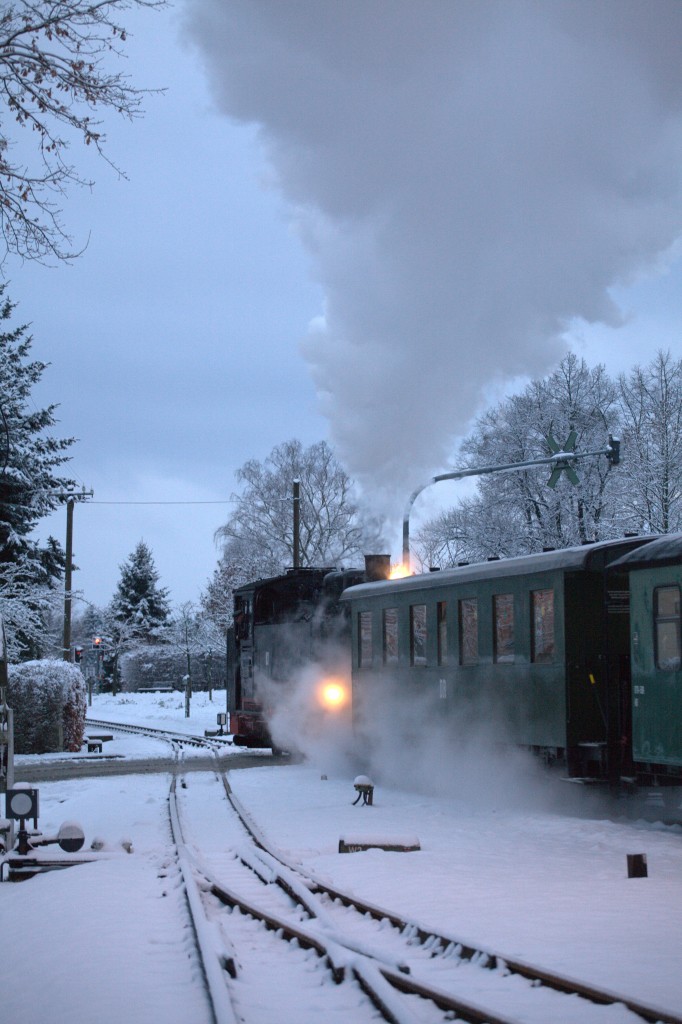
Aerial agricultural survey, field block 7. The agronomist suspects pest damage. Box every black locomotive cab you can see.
[230,567,338,748]
[229,557,389,750]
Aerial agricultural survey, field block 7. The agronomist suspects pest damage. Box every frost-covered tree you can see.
[216,439,383,574]
[616,351,682,534]
[0,285,75,574]
[111,540,169,639]
[0,0,165,263]
[0,560,62,659]
[161,602,224,706]
[201,542,267,633]
[415,355,622,565]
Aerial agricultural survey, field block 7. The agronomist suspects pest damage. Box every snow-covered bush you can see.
[8,660,87,753]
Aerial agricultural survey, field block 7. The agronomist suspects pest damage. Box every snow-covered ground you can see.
[2,690,682,1023]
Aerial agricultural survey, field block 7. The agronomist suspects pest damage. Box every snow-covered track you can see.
[221,770,682,1024]
[170,766,387,1024]
[168,775,239,1024]
[85,717,231,751]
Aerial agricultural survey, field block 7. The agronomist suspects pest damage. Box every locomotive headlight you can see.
[319,678,349,711]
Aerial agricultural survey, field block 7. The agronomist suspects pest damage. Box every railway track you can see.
[16,718,680,1021]
[171,762,681,1024]
[14,719,286,782]
[85,717,234,752]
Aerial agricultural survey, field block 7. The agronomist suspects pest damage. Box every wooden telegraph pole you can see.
[59,489,93,661]
[293,478,300,568]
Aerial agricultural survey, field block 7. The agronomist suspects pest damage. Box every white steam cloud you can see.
[260,657,357,776]
[260,658,584,814]
[186,1,682,497]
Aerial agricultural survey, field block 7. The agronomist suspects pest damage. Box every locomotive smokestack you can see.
[364,554,391,582]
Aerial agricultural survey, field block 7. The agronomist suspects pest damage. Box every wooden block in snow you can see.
[338,834,420,853]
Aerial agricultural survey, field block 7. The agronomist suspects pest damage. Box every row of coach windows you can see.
[359,589,555,667]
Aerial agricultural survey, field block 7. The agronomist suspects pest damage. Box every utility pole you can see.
[293,478,300,568]
[57,488,93,661]
[62,496,75,661]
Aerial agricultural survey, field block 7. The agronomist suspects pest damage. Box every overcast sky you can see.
[8,0,682,610]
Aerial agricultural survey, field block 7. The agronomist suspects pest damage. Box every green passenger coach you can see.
[611,535,682,784]
[341,537,652,783]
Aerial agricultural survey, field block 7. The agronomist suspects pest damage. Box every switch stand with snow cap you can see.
[353,775,374,805]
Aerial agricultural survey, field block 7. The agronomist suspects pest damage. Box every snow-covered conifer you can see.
[0,285,75,578]
[111,541,170,639]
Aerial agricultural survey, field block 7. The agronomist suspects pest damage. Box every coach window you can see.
[493,593,515,663]
[359,611,373,668]
[410,604,427,666]
[654,586,681,671]
[437,601,448,665]
[531,589,554,664]
[459,598,478,666]
[383,608,399,665]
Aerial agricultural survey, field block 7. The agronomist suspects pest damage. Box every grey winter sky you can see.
[9,0,682,609]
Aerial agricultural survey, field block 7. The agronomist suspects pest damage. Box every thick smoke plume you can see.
[187,1,682,499]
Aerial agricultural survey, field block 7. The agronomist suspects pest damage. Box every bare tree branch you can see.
[0,0,165,263]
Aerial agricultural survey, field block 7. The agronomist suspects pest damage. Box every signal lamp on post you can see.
[608,434,620,466]
[92,636,102,650]
[74,647,83,663]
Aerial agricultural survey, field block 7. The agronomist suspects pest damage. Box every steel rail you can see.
[179,770,511,1024]
[167,775,239,1024]
[173,768,426,1024]
[85,717,230,749]
[221,770,682,1024]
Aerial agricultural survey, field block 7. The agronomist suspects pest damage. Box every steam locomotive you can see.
[229,555,390,751]
[230,535,682,793]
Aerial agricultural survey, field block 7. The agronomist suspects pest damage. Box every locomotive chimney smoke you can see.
[364,554,391,583]
[186,1,682,501]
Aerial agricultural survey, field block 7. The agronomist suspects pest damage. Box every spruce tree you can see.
[111,541,170,638]
[0,285,75,580]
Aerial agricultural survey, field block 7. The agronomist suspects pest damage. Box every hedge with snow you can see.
[8,660,87,754]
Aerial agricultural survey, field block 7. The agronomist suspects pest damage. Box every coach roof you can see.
[341,536,654,601]
[609,532,682,571]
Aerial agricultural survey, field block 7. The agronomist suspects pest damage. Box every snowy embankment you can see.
[1,690,682,1024]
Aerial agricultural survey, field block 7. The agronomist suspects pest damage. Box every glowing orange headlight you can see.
[318,678,349,711]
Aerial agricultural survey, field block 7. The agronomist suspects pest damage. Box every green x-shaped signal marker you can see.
[546,430,579,488]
